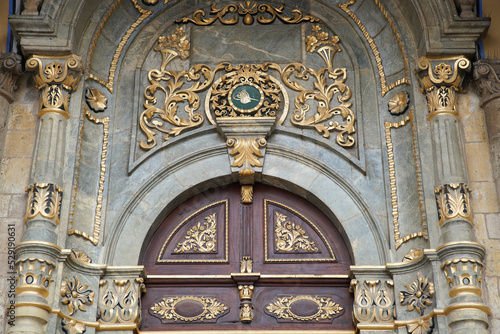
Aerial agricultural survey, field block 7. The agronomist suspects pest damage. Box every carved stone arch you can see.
[105,148,388,267]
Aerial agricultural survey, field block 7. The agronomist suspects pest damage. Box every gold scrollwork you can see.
[351,279,394,324]
[434,183,472,225]
[266,295,343,321]
[281,65,355,146]
[68,107,109,245]
[26,56,83,91]
[417,57,471,90]
[150,296,228,322]
[174,213,217,253]
[227,137,266,168]
[275,212,318,252]
[399,273,434,316]
[61,276,95,315]
[25,183,63,224]
[139,33,213,149]
[88,0,152,92]
[338,0,410,97]
[177,2,318,26]
[98,278,145,323]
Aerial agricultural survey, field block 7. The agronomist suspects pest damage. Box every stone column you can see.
[9,55,83,334]
[472,60,500,203]
[417,57,490,333]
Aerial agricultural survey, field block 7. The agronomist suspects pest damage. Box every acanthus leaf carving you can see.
[25,183,63,224]
[274,212,318,252]
[351,279,395,324]
[174,213,217,253]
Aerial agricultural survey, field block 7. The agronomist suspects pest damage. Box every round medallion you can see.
[228,83,264,114]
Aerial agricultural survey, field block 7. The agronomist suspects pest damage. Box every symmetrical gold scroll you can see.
[177,2,318,26]
[98,278,145,323]
[434,183,472,225]
[351,279,394,324]
[150,296,228,322]
[266,295,343,321]
[226,137,267,168]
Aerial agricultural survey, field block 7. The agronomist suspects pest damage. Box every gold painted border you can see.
[264,199,336,262]
[68,107,109,245]
[87,0,153,93]
[338,0,409,97]
[157,200,229,263]
[384,110,427,249]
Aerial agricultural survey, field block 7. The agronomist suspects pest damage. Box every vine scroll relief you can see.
[139,15,356,150]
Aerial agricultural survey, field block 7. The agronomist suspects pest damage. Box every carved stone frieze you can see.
[98,278,145,324]
[350,279,395,324]
[26,55,83,119]
[434,183,472,225]
[0,53,22,103]
[441,258,483,298]
[25,183,63,224]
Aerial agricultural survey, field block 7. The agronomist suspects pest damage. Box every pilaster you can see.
[8,54,83,334]
[417,56,490,333]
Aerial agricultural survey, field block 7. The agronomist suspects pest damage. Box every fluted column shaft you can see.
[417,56,489,334]
[8,55,83,334]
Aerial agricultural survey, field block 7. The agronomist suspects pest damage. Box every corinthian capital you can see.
[26,55,83,119]
[416,56,471,120]
[0,53,22,103]
[472,60,500,105]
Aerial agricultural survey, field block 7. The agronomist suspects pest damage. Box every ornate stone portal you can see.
[4,0,493,333]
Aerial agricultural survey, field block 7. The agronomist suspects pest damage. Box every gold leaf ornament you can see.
[85,88,107,112]
[61,276,95,315]
[275,212,318,252]
[266,295,343,321]
[388,92,409,115]
[174,213,217,253]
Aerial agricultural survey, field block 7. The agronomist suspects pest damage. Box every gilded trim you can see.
[87,0,153,92]
[157,200,229,263]
[68,107,109,245]
[338,0,409,97]
[264,199,335,262]
[385,110,427,249]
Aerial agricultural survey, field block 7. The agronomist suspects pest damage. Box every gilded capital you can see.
[26,55,83,119]
[416,57,471,120]
[0,53,22,103]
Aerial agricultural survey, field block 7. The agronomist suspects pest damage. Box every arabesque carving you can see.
[174,213,217,253]
[350,279,394,324]
[275,212,318,252]
[98,278,146,323]
[150,296,228,322]
[266,295,343,321]
[25,183,63,224]
[177,2,318,26]
[434,183,472,225]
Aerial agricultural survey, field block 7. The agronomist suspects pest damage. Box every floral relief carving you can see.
[25,183,63,224]
[274,212,318,252]
[266,295,343,321]
[174,213,217,253]
[399,273,434,316]
[98,278,145,323]
[150,296,228,322]
[434,183,472,225]
[351,279,395,324]
[226,137,267,168]
[388,92,410,115]
[85,88,107,112]
[61,276,95,315]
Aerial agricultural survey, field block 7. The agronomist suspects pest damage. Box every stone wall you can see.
[0,73,38,330]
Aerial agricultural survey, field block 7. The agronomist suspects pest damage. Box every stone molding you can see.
[0,53,22,103]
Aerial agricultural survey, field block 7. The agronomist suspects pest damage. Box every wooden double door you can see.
[141,184,353,331]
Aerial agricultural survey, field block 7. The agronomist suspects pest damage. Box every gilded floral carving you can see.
[226,137,266,168]
[174,213,217,253]
[98,278,145,323]
[351,279,394,324]
[388,92,410,115]
[61,276,95,315]
[150,296,228,322]
[266,295,343,321]
[399,273,434,316]
[85,88,107,112]
[274,212,318,252]
[434,183,472,225]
